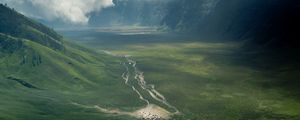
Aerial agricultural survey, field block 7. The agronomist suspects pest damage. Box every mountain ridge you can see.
[0,4,64,50]
[161,0,300,51]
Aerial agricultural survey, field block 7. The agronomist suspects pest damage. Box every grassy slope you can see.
[67,32,300,120]
[0,34,145,120]
[1,5,146,119]
[0,4,63,50]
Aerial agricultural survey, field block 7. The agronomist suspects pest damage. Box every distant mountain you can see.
[162,0,300,51]
[88,0,168,27]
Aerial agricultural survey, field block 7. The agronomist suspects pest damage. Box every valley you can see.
[61,28,300,120]
[1,1,300,119]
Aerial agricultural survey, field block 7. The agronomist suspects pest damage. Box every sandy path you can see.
[125,57,179,114]
[72,51,180,119]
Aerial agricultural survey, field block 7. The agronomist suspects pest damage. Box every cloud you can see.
[0,0,114,25]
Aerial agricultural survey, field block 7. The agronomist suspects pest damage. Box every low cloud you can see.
[0,0,114,25]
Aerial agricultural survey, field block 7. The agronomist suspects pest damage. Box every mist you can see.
[0,0,114,25]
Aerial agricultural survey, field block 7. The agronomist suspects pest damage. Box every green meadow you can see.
[64,31,300,120]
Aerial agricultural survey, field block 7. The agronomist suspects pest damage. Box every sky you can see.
[0,0,115,25]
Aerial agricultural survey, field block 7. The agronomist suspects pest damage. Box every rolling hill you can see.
[0,4,143,120]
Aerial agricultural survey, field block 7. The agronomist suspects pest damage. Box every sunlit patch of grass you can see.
[111,42,235,78]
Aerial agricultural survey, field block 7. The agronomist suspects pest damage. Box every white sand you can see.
[133,104,171,119]
[72,102,172,120]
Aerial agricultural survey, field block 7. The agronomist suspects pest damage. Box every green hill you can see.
[0,4,142,120]
[0,4,63,50]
